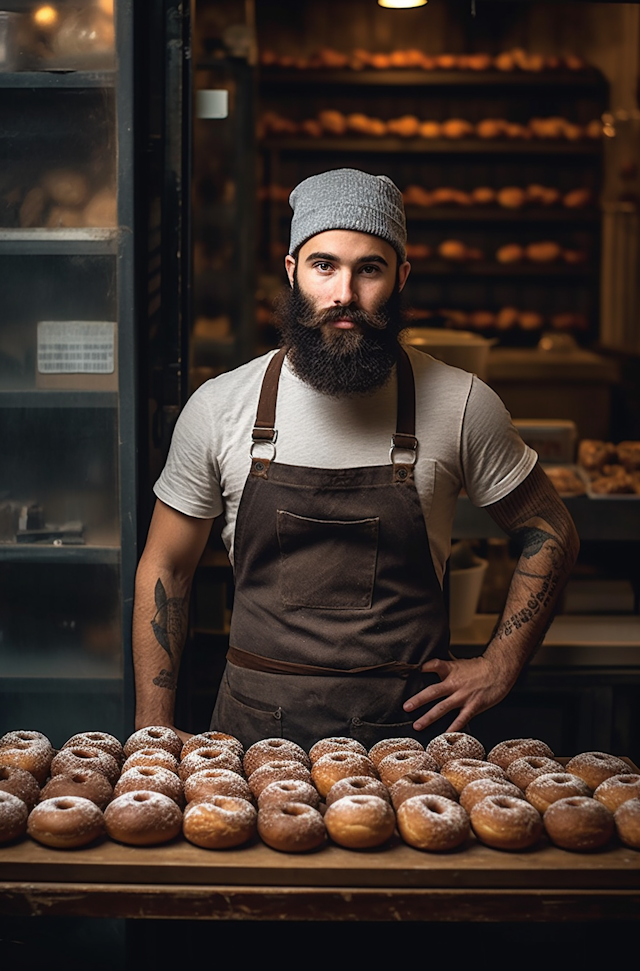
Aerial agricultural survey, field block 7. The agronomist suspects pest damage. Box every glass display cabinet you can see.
[0,0,135,744]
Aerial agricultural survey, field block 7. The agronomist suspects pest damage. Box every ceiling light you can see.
[378,0,428,8]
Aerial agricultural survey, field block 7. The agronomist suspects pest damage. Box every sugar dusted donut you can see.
[258,803,326,852]
[487,738,554,770]
[311,752,378,798]
[614,797,640,849]
[41,769,113,810]
[0,764,40,810]
[525,772,591,814]
[63,732,124,766]
[121,748,180,776]
[51,746,120,786]
[179,747,243,781]
[507,756,564,791]
[325,776,390,808]
[471,794,543,850]
[248,759,312,798]
[105,791,182,846]
[594,774,640,813]
[114,766,183,805]
[426,732,485,768]
[183,795,257,849]
[0,791,28,843]
[124,726,182,760]
[377,751,438,787]
[258,780,320,811]
[28,796,105,848]
[543,796,614,850]
[309,737,368,764]
[441,758,506,794]
[181,732,244,762]
[324,794,395,849]
[459,778,524,813]
[185,768,253,805]
[397,794,469,851]
[566,752,632,790]
[0,735,54,785]
[389,771,458,811]
[243,738,310,777]
[368,737,423,769]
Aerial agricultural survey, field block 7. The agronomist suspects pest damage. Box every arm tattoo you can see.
[151,578,187,691]
[492,526,565,641]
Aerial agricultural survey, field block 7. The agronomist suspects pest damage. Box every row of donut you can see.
[1,728,639,854]
[408,309,588,334]
[260,111,602,142]
[259,48,591,74]
[577,439,640,496]
[405,240,588,265]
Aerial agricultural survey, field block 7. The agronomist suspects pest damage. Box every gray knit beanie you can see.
[288,168,407,262]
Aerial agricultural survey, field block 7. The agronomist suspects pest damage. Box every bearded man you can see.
[132,168,579,750]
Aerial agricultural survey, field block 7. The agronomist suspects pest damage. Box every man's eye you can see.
[361,264,380,274]
[314,262,332,271]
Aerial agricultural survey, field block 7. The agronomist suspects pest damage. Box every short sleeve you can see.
[153,385,223,519]
[461,376,538,507]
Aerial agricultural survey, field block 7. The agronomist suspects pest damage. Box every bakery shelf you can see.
[257,69,607,90]
[0,71,116,89]
[0,391,117,409]
[0,533,120,564]
[404,207,600,224]
[262,137,602,156]
[0,229,119,256]
[408,261,594,278]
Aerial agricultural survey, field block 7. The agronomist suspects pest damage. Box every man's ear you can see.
[285,254,296,288]
[398,260,411,292]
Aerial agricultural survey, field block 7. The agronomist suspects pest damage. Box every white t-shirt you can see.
[154,346,537,584]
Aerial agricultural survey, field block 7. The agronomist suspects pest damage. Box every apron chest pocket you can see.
[277,509,379,610]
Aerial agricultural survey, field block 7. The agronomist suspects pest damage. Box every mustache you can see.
[296,301,390,331]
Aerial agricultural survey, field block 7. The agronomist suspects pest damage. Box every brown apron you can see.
[211,346,451,751]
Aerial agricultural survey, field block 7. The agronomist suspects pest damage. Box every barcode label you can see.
[37,321,116,374]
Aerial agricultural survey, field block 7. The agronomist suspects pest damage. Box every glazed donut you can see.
[324,794,395,849]
[124,726,182,760]
[459,778,524,813]
[593,774,640,813]
[507,756,564,790]
[425,732,485,767]
[243,738,310,777]
[471,795,543,850]
[487,738,555,770]
[389,771,458,811]
[311,752,378,798]
[183,795,257,849]
[309,737,368,764]
[114,766,183,805]
[614,797,640,850]
[62,732,125,766]
[180,732,244,762]
[248,760,312,799]
[185,768,253,805]
[179,747,243,782]
[378,751,438,787]
[50,746,120,787]
[441,758,506,794]
[0,791,28,843]
[368,737,423,769]
[258,780,321,811]
[40,769,113,810]
[325,776,390,808]
[28,796,105,848]
[121,748,180,776]
[397,794,469,851]
[105,791,182,846]
[524,772,591,814]
[258,803,326,852]
[543,796,614,850]
[0,738,54,785]
[0,764,41,810]
[566,752,632,790]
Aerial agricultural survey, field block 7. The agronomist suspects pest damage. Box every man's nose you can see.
[333,271,358,305]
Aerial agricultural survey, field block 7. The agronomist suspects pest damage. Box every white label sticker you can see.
[37,321,116,374]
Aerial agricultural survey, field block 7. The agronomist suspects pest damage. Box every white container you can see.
[449,557,488,629]
[403,328,495,380]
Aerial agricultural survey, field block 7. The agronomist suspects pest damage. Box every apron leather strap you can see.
[227,645,423,679]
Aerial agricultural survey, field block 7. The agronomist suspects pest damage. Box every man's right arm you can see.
[132,499,214,740]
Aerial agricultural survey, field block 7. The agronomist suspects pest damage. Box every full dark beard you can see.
[274,280,408,397]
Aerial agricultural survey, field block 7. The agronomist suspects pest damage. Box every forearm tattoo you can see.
[151,578,187,690]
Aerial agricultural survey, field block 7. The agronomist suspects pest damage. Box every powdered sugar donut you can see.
[114,766,183,805]
[426,732,485,767]
[397,794,469,851]
[441,758,506,794]
[471,794,543,850]
[325,776,390,808]
[248,760,312,798]
[124,726,182,760]
[243,738,310,777]
[544,796,614,850]
[0,791,28,843]
[63,732,124,766]
[324,794,395,849]
[525,772,591,814]
[28,796,105,848]
[311,752,378,798]
[459,778,524,813]
[183,795,257,849]
[0,733,55,785]
[121,748,180,776]
[507,756,565,791]
[258,803,326,852]
[41,769,113,809]
[390,771,459,811]
[368,737,423,769]
[487,738,554,770]
[50,746,120,786]
[258,779,321,811]
[0,764,41,810]
[181,732,244,762]
[378,751,438,787]
[179,747,243,781]
[105,791,182,846]
[0,730,53,754]
[185,768,253,805]
[309,737,368,764]
[566,752,632,790]
[594,774,640,813]
[614,797,640,849]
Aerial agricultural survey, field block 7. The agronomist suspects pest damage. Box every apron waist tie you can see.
[227,646,423,679]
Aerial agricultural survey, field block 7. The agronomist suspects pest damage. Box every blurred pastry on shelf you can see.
[435,53,457,70]
[527,184,561,207]
[562,249,589,264]
[497,187,527,209]
[41,169,90,208]
[418,120,441,139]
[495,307,519,331]
[369,52,392,69]
[403,185,432,206]
[551,313,589,331]
[318,110,347,135]
[468,311,495,330]
[472,187,496,205]
[493,51,516,72]
[525,241,562,262]
[618,442,640,472]
[441,118,474,139]
[316,47,349,69]
[518,311,544,331]
[563,188,593,208]
[300,118,323,137]
[349,48,371,70]
[405,243,432,260]
[544,467,586,496]
[440,309,469,328]
[464,53,492,71]
[590,472,638,495]
[476,118,506,139]
[347,113,373,135]
[431,187,471,207]
[496,243,525,264]
[438,239,469,261]
[46,206,85,228]
[19,187,46,228]
[578,439,618,472]
[564,53,587,71]
[504,122,532,140]
[585,119,603,139]
[387,115,421,138]
[83,188,117,227]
